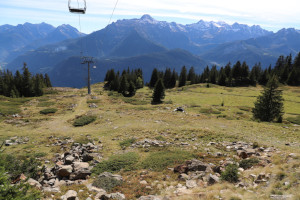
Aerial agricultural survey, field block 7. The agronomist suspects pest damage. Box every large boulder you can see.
[27,178,42,190]
[57,165,73,177]
[186,159,211,172]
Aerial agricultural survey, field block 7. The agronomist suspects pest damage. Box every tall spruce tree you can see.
[178,66,187,87]
[187,66,196,84]
[218,67,227,86]
[152,79,165,104]
[170,69,177,88]
[22,63,33,97]
[118,74,129,95]
[149,68,159,88]
[252,75,284,122]
[163,68,172,89]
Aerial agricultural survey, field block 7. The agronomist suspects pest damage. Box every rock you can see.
[62,190,77,200]
[57,165,73,177]
[82,152,94,162]
[73,162,89,171]
[138,195,162,200]
[110,192,126,200]
[186,159,211,172]
[178,173,190,181]
[89,103,98,108]
[43,187,60,193]
[87,183,106,193]
[288,153,298,159]
[174,164,187,173]
[185,180,197,188]
[98,172,123,181]
[65,155,75,165]
[174,107,184,112]
[245,149,256,157]
[270,194,294,200]
[207,174,219,185]
[140,180,148,185]
[237,150,248,159]
[27,178,42,189]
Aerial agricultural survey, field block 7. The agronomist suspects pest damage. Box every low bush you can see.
[0,167,41,200]
[140,150,193,171]
[0,154,41,180]
[73,115,97,127]
[239,158,259,169]
[221,164,239,183]
[92,176,122,192]
[92,152,139,174]
[119,138,136,149]
[39,108,57,115]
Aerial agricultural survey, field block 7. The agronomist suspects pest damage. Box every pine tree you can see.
[163,68,172,89]
[252,75,284,122]
[218,67,227,86]
[187,66,196,84]
[152,79,165,104]
[34,74,44,96]
[178,66,187,87]
[127,81,136,97]
[118,75,129,95]
[149,68,159,88]
[170,69,177,88]
[22,63,33,97]
[44,74,52,87]
[209,65,218,84]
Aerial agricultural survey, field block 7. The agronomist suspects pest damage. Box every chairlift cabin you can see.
[68,0,86,14]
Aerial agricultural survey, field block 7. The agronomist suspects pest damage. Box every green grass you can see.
[40,108,57,115]
[286,115,300,125]
[0,96,30,115]
[140,150,194,171]
[239,158,260,169]
[37,101,56,107]
[119,138,136,149]
[92,152,139,174]
[73,115,97,127]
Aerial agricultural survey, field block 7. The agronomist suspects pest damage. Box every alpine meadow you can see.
[0,1,300,199]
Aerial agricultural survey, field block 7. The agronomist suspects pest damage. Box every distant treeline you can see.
[0,63,52,98]
[104,68,144,97]
[149,52,300,88]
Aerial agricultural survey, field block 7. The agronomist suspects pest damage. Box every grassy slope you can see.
[0,83,299,199]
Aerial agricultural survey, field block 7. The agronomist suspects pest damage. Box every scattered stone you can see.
[89,103,98,108]
[270,194,294,200]
[174,107,184,112]
[138,195,162,200]
[140,180,148,185]
[185,180,197,188]
[27,178,42,189]
[61,190,78,200]
[207,174,219,185]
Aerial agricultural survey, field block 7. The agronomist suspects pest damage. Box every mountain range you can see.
[2,15,300,87]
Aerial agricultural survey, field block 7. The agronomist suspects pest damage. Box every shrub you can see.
[119,138,136,149]
[221,164,239,183]
[276,172,286,181]
[239,158,259,170]
[0,167,41,200]
[39,108,57,114]
[92,152,139,174]
[92,176,122,192]
[73,115,97,127]
[0,154,41,180]
[253,142,259,148]
[140,150,193,171]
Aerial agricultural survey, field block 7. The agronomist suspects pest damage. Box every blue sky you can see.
[1,0,300,33]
